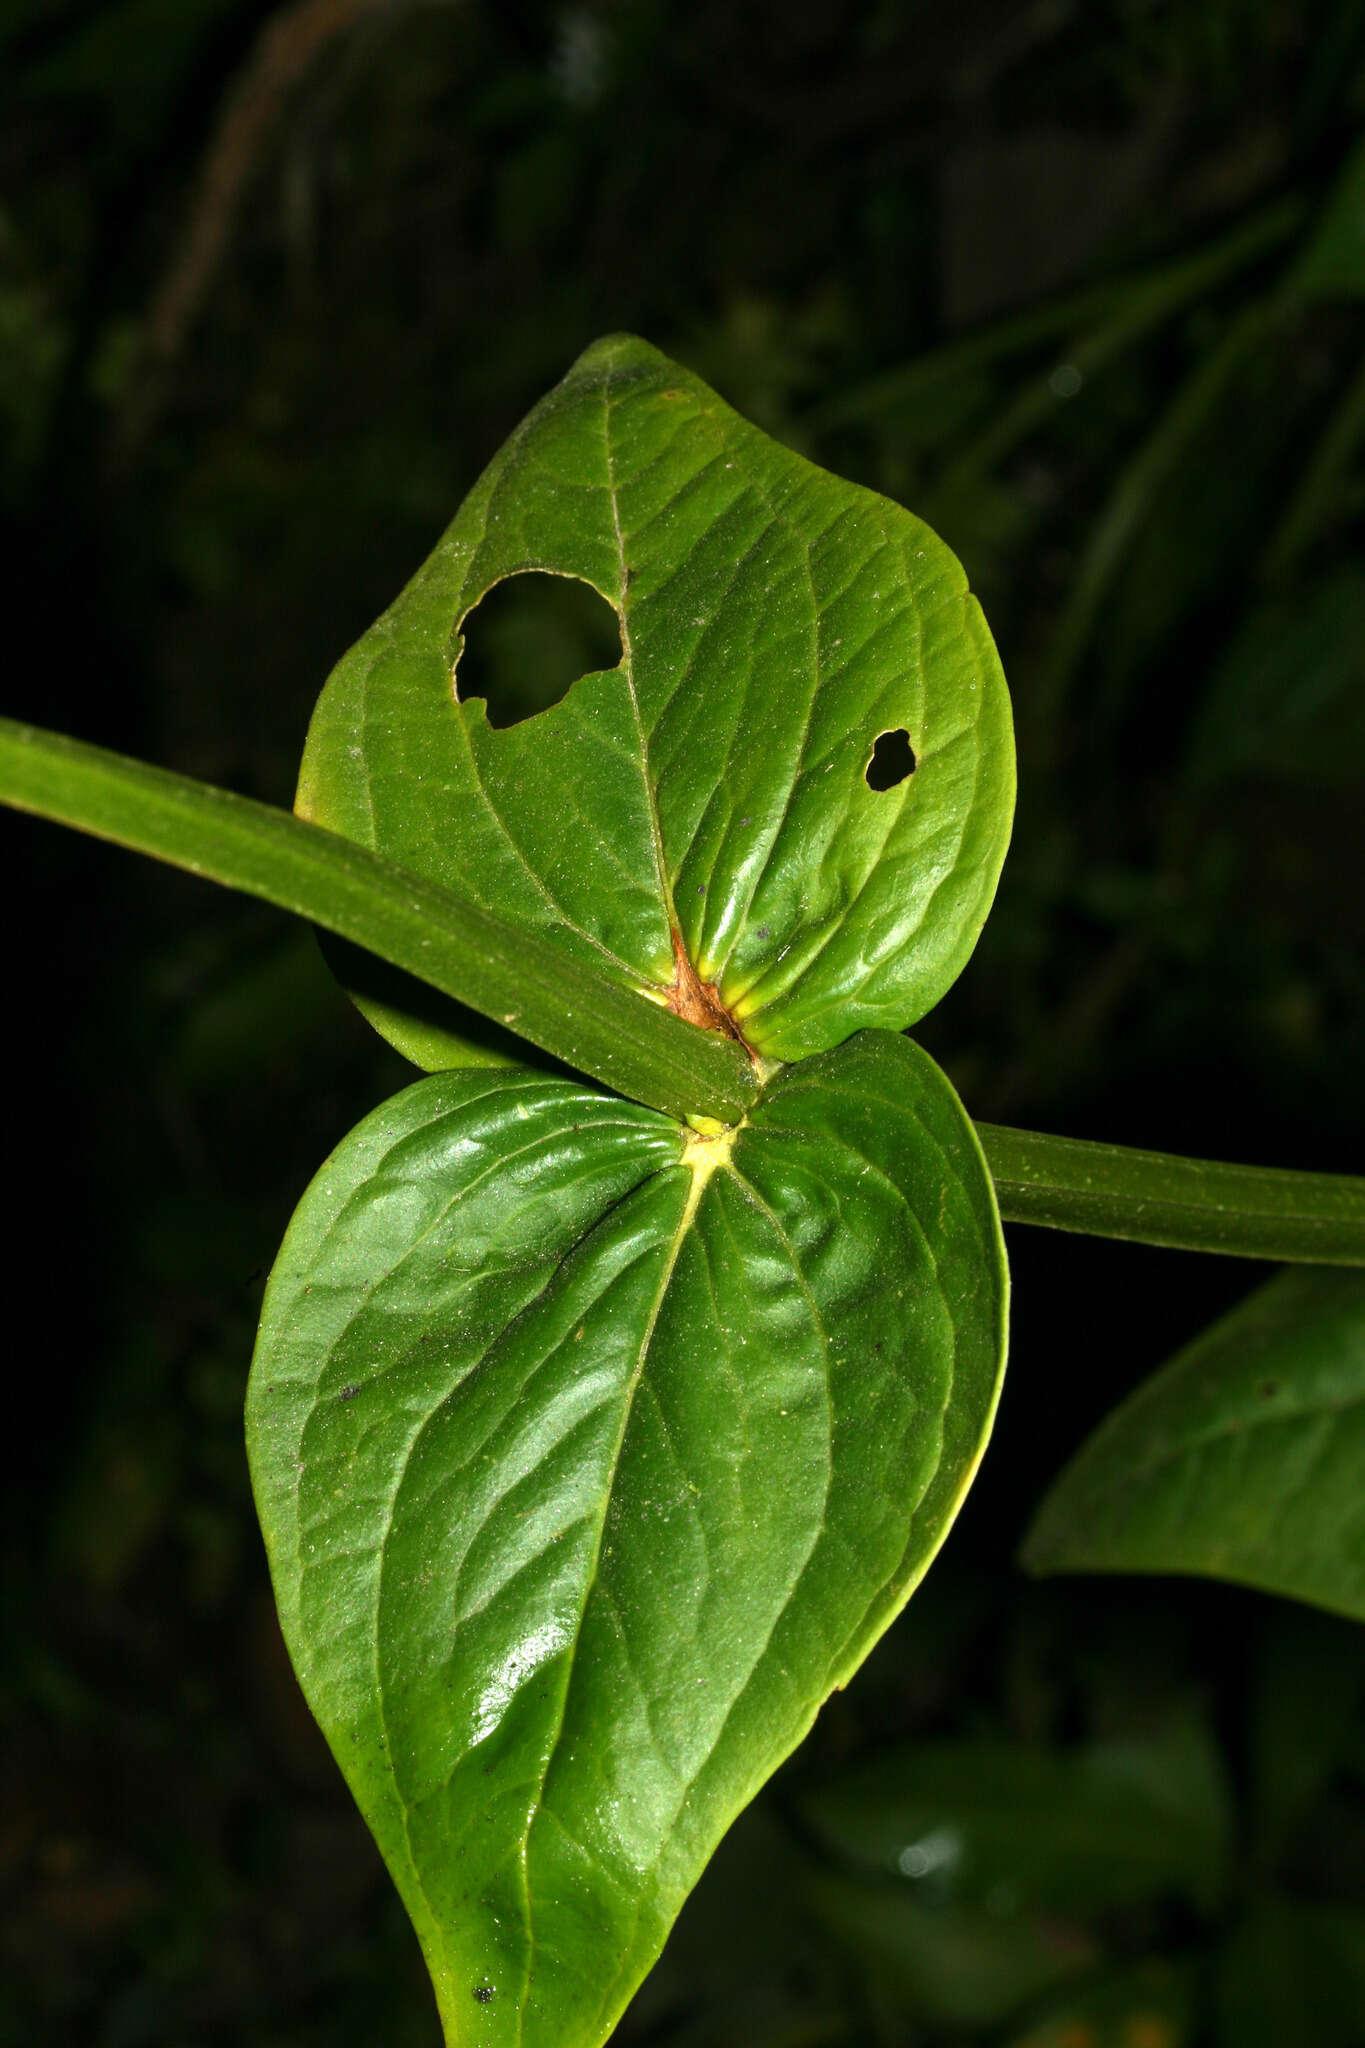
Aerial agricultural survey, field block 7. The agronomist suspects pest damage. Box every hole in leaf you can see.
[865,727,917,791]
[455,572,623,729]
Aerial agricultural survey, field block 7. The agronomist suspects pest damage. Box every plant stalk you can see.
[7,716,1364,1264]
[978,1122,1365,1265]
[0,717,760,1126]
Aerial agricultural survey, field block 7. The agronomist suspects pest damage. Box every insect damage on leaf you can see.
[298,332,1015,1073]
[865,726,917,791]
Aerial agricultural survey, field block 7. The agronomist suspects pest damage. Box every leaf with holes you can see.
[298,333,1013,1071]
[246,1030,1008,2047]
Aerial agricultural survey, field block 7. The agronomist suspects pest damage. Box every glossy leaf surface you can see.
[1023,1268,1365,1619]
[247,1030,1007,2046]
[298,334,1013,1069]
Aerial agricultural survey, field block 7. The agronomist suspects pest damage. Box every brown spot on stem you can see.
[664,929,754,1059]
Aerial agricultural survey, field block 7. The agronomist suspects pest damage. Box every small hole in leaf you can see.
[455,572,623,729]
[865,728,916,791]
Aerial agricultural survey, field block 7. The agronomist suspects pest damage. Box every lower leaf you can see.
[246,1030,1008,2046]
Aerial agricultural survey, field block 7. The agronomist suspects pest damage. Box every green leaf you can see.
[797,1723,1226,2032]
[299,332,1014,1071]
[801,1870,1090,2031]
[246,1029,1007,2047]
[0,716,758,1124]
[1183,568,1365,792]
[1022,1268,1365,1619]
[797,1720,1231,1918]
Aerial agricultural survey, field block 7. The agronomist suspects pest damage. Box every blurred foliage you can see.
[3,0,1365,2040]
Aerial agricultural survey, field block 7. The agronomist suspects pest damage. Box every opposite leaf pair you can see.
[246,335,1015,2046]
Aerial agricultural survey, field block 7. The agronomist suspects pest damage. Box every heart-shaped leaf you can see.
[298,334,1013,1071]
[247,1029,1007,2045]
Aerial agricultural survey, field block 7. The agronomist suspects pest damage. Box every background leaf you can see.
[1181,568,1365,792]
[797,1719,1231,1917]
[246,1030,1007,2046]
[1214,1900,1365,2048]
[1022,1268,1365,1618]
[298,334,1014,1070]
[1289,139,1365,301]
[800,1872,1093,2031]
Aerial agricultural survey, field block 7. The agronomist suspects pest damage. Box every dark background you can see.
[3,2,1365,2042]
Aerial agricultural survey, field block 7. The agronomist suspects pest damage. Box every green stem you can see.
[977,1122,1365,1265]
[0,718,760,1126]
[7,719,1364,1263]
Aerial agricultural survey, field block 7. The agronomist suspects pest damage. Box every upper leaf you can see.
[298,334,1013,1071]
[246,1030,1007,2046]
[1022,1267,1365,1620]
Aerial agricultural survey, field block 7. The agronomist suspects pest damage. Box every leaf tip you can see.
[568,331,666,382]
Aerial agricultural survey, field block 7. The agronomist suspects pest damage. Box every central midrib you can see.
[513,1152,699,2047]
